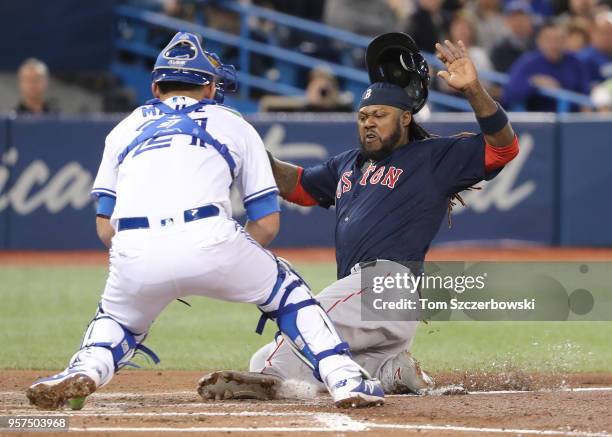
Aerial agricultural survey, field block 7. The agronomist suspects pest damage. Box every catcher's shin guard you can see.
[68,306,160,388]
[256,260,358,385]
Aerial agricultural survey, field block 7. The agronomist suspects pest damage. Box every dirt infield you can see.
[3,247,612,265]
[2,370,611,436]
[2,248,611,435]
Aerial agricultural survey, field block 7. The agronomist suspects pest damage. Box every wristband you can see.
[476,103,509,135]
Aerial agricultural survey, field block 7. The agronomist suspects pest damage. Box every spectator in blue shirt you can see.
[576,12,612,88]
[502,22,590,111]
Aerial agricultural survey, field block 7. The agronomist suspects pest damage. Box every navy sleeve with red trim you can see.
[285,167,317,206]
[484,136,519,171]
[431,133,519,196]
[430,133,491,195]
[301,150,358,209]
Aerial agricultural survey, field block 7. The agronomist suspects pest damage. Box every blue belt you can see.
[117,205,220,232]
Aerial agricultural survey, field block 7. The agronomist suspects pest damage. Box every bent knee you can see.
[249,342,276,372]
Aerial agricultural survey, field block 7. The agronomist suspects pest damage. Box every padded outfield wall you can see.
[0,113,609,249]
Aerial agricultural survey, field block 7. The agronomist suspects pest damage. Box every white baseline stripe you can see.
[384,386,612,397]
[6,405,607,436]
[314,413,368,431]
[370,423,612,437]
[4,403,307,413]
[8,409,610,436]
[473,387,612,395]
[20,411,315,417]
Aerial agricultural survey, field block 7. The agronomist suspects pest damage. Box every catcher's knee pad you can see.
[256,260,350,382]
[74,307,160,376]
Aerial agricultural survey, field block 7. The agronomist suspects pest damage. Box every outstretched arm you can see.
[435,40,515,147]
[266,151,318,206]
[267,151,300,198]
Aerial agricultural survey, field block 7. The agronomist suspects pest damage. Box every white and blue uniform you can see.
[90,97,280,333]
[92,97,278,234]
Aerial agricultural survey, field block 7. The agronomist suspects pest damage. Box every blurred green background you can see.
[1,263,611,373]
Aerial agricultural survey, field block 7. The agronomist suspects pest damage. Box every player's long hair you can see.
[409,120,481,228]
[408,120,431,142]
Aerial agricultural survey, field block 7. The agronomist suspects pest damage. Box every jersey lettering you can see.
[133,136,173,157]
[336,166,404,199]
[359,164,376,186]
[381,166,403,188]
[369,166,386,185]
[136,119,156,132]
[189,119,208,146]
[336,170,353,199]
[141,106,160,118]
[156,115,183,129]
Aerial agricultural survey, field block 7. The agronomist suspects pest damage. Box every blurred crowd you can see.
[144,0,612,112]
[13,58,56,115]
[11,0,612,114]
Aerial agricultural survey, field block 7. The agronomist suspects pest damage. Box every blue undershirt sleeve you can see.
[96,194,116,217]
[245,192,280,221]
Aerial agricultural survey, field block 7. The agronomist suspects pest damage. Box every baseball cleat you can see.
[383,351,435,394]
[26,371,96,410]
[198,370,282,401]
[331,377,385,408]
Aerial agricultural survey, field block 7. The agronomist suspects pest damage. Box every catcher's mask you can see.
[152,32,237,104]
[206,51,237,105]
[365,32,430,114]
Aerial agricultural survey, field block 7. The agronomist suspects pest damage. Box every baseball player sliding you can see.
[26,32,385,410]
[199,33,520,399]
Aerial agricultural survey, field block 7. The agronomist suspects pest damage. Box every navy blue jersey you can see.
[301,133,500,279]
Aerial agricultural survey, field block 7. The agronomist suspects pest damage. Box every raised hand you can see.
[435,40,479,93]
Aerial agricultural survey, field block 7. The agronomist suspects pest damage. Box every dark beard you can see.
[359,122,404,161]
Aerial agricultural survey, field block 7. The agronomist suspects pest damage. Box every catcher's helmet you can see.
[365,32,430,114]
[152,32,237,103]
[205,51,237,104]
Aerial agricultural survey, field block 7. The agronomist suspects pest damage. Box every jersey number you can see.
[131,118,208,157]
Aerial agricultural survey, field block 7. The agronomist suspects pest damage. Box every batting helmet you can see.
[152,32,237,104]
[365,32,430,114]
